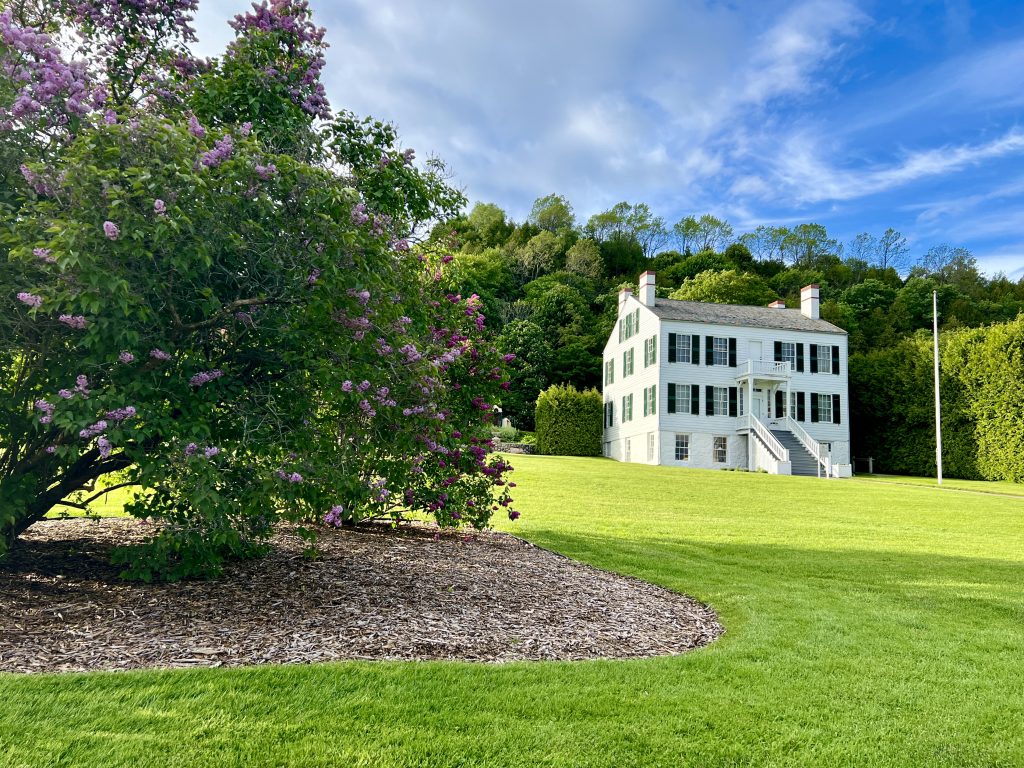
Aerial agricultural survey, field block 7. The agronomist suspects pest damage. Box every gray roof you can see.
[649,297,846,335]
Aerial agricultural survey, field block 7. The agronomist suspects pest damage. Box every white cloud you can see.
[756,129,1024,204]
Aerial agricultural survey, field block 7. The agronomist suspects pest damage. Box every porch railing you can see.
[785,416,831,478]
[737,359,792,378]
[738,414,789,463]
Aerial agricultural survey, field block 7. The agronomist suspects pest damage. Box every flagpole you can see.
[933,290,943,485]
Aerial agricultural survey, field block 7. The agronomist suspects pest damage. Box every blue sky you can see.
[196,1,1024,277]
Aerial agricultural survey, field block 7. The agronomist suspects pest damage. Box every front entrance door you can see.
[752,388,767,420]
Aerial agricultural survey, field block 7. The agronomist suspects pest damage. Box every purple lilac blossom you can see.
[16,292,42,307]
[189,369,223,387]
[185,442,198,456]
[204,446,220,458]
[240,121,252,136]
[105,406,136,422]
[103,221,119,240]
[59,314,87,329]
[97,436,112,458]
[254,163,276,179]
[150,348,172,361]
[188,114,205,138]
[153,199,166,215]
[199,134,233,167]
[79,420,107,439]
[119,351,135,363]
[33,247,56,263]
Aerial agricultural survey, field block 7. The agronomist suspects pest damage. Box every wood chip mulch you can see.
[0,518,723,674]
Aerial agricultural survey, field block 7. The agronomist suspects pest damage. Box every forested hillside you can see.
[430,195,1024,477]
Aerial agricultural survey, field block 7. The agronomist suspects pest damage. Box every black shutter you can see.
[797,343,804,372]
[691,335,700,365]
[810,392,819,422]
[728,387,738,417]
[832,345,840,376]
[832,394,841,424]
[774,341,782,362]
[810,345,818,374]
[668,333,677,363]
[728,338,737,367]
[775,390,783,417]
[668,383,677,414]
[690,384,700,415]
[705,336,714,366]
[706,385,714,416]
[797,392,805,421]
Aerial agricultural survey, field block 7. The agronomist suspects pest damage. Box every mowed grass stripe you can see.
[2,455,1022,767]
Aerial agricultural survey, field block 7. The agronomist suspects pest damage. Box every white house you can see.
[602,271,852,477]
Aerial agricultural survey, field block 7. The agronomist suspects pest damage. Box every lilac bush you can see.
[1,0,514,579]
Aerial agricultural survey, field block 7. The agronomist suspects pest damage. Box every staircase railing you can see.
[785,416,831,478]
[739,414,789,463]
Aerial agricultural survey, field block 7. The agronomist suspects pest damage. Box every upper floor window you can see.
[817,392,832,422]
[643,335,657,367]
[670,333,692,363]
[604,401,615,428]
[714,385,729,416]
[780,342,796,369]
[623,348,635,377]
[713,337,729,366]
[622,393,634,422]
[642,385,657,417]
[618,308,640,342]
[605,359,614,385]
[817,344,833,374]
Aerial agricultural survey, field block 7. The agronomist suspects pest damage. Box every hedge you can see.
[535,384,603,456]
[850,314,1024,481]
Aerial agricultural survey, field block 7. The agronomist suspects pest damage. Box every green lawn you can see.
[2,457,1023,767]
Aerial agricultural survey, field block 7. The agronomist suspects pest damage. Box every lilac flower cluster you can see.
[323,504,344,527]
[227,0,330,119]
[119,351,135,363]
[97,436,112,458]
[33,247,55,263]
[103,221,119,240]
[105,406,136,422]
[0,10,94,127]
[59,314,87,329]
[184,442,219,458]
[199,134,234,168]
[254,162,276,179]
[35,399,54,424]
[350,203,369,226]
[150,348,172,361]
[153,199,166,215]
[79,420,107,439]
[17,291,42,308]
[275,470,303,483]
[189,369,223,387]
[188,114,205,138]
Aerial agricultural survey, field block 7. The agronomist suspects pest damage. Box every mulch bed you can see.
[0,518,723,674]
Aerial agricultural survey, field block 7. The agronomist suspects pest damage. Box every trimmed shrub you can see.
[535,384,602,456]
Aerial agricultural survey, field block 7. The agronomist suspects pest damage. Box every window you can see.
[713,436,728,463]
[817,344,832,374]
[621,393,634,422]
[604,401,615,428]
[817,393,832,423]
[604,441,611,457]
[643,335,657,367]
[619,308,641,342]
[714,386,729,416]
[605,359,614,385]
[623,348,635,377]
[647,432,656,462]
[669,333,691,363]
[624,438,631,462]
[642,385,657,417]
[674,434,690,461]
[780,342,796,369]
[713,337,729,366]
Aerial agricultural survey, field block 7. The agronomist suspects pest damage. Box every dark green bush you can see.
[535,384,602,456]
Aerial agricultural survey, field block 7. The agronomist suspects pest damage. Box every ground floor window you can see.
[625,438,631,462]
[604,441,611,457]
[674,433,690,461]
[647,432,656,461]
[818,393,832,423]
[713,436,728,463]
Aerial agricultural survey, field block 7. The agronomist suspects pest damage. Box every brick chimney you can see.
[639,271,655,307]
[768,300,786,309]
[618,287,633,312]
[800,284,820,320]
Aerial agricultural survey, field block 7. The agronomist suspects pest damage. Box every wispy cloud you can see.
[756,129,1024,204]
